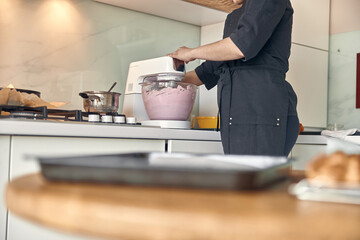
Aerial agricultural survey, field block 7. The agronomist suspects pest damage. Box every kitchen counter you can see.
[0,119,221,141]
[2,119,359,145]
[298,131,360,145]
[5,173,360,240]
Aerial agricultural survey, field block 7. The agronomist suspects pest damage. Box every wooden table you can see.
[5,173,360,240]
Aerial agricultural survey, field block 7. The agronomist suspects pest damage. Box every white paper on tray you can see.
[148,153,288,170]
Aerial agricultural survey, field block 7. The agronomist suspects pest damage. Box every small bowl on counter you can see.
[196,116,219,129]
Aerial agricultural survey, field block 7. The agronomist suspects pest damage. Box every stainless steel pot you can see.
[79,91,121,113]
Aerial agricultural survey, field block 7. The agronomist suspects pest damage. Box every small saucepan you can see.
[79,91,121,113]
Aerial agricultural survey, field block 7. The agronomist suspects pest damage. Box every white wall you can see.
[327,0,360,129]
[198,22,224,117]
[0,0,200,112]
[330,0,360,34]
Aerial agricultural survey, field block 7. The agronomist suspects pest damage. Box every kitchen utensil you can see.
[79,91,121,113]
[122,56,186,122]
[107,82,117,92]
[36,152,291,190]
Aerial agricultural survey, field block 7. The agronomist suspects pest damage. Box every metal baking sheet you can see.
[36,152,291,190]
[0,87,41,97]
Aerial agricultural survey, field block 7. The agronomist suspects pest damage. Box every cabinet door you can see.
[291,144,327,170]
[168,140,223,154]
[0,136,10,240]
[9,136,165,179]
[199,22,224,117]
[291,0,330,50]
[7,136,165,240]
[287,44,329,128]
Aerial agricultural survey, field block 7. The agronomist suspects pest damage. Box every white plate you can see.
[289,179,360,205]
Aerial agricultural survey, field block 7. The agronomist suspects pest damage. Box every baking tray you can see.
[36,152,291,190]
[0,87,41,97]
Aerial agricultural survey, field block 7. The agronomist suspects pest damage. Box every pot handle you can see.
[79,93,101,101]
[79,92,89,98]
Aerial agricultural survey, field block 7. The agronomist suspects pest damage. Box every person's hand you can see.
[167,47,195,64]
[172,58,185,72]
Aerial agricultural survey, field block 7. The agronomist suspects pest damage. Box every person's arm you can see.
[229,0,288,61]
[167,37,244,63]
[182,70,203,86]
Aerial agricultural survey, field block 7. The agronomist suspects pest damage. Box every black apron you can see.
[217,64,289,156]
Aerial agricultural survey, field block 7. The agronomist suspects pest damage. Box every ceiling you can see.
[182,0,239,13]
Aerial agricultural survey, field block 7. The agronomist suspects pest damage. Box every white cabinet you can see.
[291,143,327,170]
[7,136,165,240]
[4,135,224,240]
[199,22,225,117]
[287,44,329,128]
[0,136,10,240]
[288,0,330,128]
[168,140,223,154]
[291,0,330,50]
[9,136,165,180]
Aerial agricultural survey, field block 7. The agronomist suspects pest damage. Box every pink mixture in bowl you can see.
[141,82,197,120]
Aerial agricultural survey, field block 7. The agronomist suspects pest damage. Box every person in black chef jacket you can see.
[168,0,299,156]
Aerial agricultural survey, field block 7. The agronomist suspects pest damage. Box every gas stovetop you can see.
[0,105,127,124]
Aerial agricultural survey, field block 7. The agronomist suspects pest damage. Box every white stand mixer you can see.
[122,56,195,129]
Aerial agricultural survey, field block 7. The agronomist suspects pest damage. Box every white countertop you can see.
[0,119,221,141]
[2,119,359,145]
[296,133,360,145]
[296,134,327,144]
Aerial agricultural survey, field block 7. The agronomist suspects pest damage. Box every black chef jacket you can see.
[195,0,298,156]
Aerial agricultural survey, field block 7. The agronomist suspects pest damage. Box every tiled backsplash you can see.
[0,0,200,112]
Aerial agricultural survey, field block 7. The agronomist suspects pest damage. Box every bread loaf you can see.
[7,88,24,106]
[0,88,57,108]
[20,92,55,108]
[0,88,10,105]
[306,151,360,187]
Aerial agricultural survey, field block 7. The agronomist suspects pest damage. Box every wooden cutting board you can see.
[5,173,360,240]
